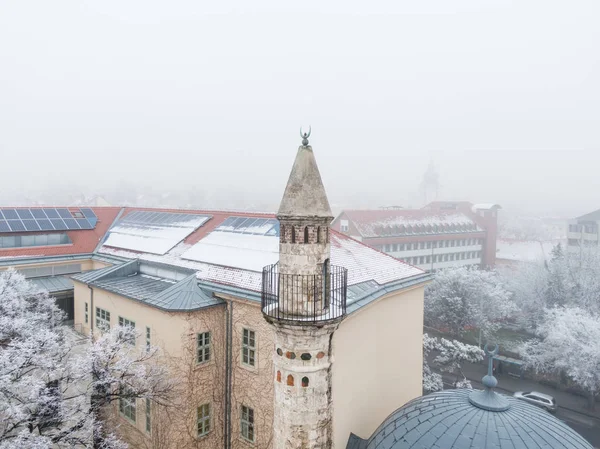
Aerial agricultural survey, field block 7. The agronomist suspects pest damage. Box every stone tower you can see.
[420,159,440,206]
[261,133,347,449]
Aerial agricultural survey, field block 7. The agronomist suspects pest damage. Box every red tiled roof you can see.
[0,207,122,259]
[334,209,478,238]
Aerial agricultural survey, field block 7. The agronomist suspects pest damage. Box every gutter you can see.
[0,253,94,268]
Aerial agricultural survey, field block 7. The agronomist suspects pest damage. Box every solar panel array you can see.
[120,211,211,227]
[0,208,98,233]
[101,211,212,256]
[216,216,280,236]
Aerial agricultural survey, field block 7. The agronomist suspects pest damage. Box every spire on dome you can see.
[468,343,510,412]
[277,133,332,220]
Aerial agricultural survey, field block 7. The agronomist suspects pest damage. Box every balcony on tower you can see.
[261,262,347,324]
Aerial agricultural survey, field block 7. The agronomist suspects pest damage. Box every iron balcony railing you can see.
[261,263,347,324]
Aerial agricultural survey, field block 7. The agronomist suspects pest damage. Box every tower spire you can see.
[261,132,347,449]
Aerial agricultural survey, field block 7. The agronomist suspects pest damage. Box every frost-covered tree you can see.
[0,270,172,448]
[423,334,484,392]
[505,245,600,330]
[520,307,600,410]
[425,267,516,342]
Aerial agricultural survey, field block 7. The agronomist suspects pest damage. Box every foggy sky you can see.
[1,0,599,217]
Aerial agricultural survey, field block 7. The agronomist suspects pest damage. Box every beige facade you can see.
[73,280,226,449]
[331,285,425,449]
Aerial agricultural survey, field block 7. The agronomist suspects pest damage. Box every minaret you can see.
[420,159,440,206]
[262,130,347,449]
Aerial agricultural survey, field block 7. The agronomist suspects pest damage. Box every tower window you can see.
[280,225,285,243]
[291,227,296,243]
[287,374,295,386]
[276,371,281,382]
[242,328,256,367]
[197,403,211,437]
[304,226,309,243]
[302,376,309,387]
[241,405,255,443]
[316,226,321,243]
[197,331,211,364]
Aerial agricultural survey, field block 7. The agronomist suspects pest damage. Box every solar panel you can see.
[16,209,34,219]
[57,208,72,219]
[30,209,47,219]
[80,208,97,225]
[1,209,19,220]
[37,219,54,231]
[76,218,93,229]
[50,219,68,231]
[0,221,10,232]
[215,216,280,236]
[62,218,79,229]
[8,220,25,231]
[22,220,41,231]
[43,208,60,219]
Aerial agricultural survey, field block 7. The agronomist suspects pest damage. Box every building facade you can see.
[331,201,500,271]
[567,208,600,256]
[0,139,430,448]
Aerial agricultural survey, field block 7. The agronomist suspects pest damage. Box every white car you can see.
[513,391,558,413]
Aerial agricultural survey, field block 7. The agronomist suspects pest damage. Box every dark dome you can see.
[347,389,593,449]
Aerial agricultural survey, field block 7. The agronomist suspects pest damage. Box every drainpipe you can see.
[224,299,233,449]
[88,285,94,335]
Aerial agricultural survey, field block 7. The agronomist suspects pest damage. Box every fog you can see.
[1,0,598,217]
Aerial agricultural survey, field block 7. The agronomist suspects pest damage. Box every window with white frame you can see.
[145,398,151,433]
[146,327,151,352]
[340,219,349,232]
[95,307,110,332]
[118,316,136,345]
[119,388,136,422]
[85,302,88,324]
[197,331,211,364]
[240,405,255,442]
[242,329,256,367]
[197,403,211,437]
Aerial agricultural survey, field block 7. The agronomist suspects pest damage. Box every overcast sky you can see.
[1,0,598,216]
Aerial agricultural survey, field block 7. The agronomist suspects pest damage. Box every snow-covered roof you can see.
[496,239,559,262]
[97,212,426,295]
[338,209,480,238]
[102,211,211,255]
[472,203,501,211]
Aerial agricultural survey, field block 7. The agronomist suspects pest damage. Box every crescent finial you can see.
[300,125,311,146]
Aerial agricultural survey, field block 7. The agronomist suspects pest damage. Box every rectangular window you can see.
[426,242,432,249]
[242,329,256,367]
[241,405,255,443]
[419,256,424,264]
[119,389,136,423]
[392,244,397,252]
[145,399,151,434]
[425,255,431,263]
[197,332,211,364]
[340,219,349,232]
[146,327,151,352]
[398,243,404,251]
[420,242,425,249]
[451,240,455,247]
[197,403,211,437]
[85,302,88,324]
[118,316,136,345]
[95,307,110,332]
[569,224,579,232]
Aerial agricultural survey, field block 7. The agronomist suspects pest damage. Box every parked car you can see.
[513,391,558,413]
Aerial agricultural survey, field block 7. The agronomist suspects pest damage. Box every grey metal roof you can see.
[349,389,593,449]
[72,259,138,283]
[92,275,175,302]
[577,208,600,222]
[74,259,222,312]
[30,276,74,293]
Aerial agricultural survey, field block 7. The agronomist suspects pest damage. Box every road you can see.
[439,373,600,448]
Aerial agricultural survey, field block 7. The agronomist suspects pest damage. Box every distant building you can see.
[420,160,440,206]
[332,201,500,271]
[495,239,559,267]
[567,208,600,256]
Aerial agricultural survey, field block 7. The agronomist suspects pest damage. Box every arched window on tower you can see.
[291,226,296,243]
[280,225,285,243]
[304,226,309,243]
[287,374,294,386]
[316,226,321,243]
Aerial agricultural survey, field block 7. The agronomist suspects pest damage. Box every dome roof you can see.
[347,389,593,449]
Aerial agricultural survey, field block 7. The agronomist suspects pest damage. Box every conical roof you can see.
[277,145,332,219]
